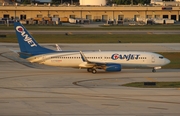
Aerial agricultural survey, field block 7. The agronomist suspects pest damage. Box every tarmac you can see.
[0,43,180,116]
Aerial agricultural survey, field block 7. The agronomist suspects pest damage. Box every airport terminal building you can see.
[0,0,180,24]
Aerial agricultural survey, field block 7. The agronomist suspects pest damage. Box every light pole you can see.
[71,0,73,5]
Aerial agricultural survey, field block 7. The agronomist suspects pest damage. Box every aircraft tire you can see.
[152,68,156,72]
[92,69,97,74]
[87,68,92,72]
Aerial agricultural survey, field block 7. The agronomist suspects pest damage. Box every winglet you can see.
[56,44,62,51]
[80,51,89,62]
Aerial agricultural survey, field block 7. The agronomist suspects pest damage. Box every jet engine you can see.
[105,64,121,72]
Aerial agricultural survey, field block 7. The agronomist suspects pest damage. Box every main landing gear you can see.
[87,68,97,74]
[152,68,156,73]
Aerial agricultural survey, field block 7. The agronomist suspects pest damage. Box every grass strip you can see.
[159,52,180,69]
[122,82,180,88]
[1,34,180,43]
[1,24,180,30]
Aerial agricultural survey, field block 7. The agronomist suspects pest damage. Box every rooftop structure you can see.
[80,0,106,5]
[151,0,180,6]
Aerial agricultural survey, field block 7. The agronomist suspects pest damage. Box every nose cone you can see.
[165,58,171,65]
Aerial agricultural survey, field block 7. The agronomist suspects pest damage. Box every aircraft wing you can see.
[79,51,122,73]
[80,51,107,66]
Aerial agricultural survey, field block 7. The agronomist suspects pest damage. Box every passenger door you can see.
[151,55,155,63]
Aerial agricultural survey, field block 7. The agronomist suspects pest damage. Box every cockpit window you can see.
[159,56,164,59]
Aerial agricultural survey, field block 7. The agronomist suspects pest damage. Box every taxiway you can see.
[0,43,180,116]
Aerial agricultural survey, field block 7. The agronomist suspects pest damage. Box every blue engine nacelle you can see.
[105,63,121,72]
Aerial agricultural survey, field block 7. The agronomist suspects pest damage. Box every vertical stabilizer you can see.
[14,22,54,57]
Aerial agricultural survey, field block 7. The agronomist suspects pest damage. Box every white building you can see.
[80,0,106,6]
[151,0,180,6]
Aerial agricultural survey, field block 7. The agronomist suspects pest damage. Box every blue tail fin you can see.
[14,22,55,58]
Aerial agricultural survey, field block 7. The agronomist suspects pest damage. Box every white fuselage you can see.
[27,51,170,68]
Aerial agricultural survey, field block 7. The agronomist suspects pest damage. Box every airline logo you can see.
[111,53,140,61]
[16,26,37,47]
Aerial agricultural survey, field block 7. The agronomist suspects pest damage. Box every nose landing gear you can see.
[152,67,161,72]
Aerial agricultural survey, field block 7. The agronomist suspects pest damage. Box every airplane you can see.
[14,22,170,74]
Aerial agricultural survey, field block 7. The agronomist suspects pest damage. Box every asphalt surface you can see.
[0,43,180,116]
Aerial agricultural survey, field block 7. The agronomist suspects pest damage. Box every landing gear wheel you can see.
[92,69,97,74]
[87,68,92,72]
[152,68,156,73]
